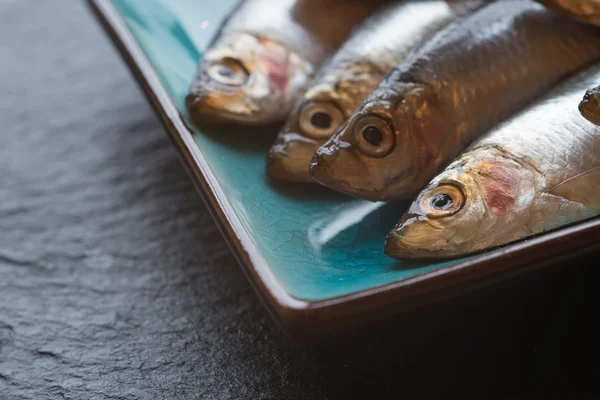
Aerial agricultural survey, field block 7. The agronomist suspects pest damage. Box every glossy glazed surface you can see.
[110,0,465,301]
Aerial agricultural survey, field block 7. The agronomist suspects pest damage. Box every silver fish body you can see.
[385,64,600,260]
[310,0,600,201]
[186,0,383,126]
[266,0,478,182]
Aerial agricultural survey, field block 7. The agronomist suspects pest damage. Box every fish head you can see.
[266,80,354,182]
[309,85,446,201]
[384,149,537,259]
[186,33,314,125]
[579,86,600,126]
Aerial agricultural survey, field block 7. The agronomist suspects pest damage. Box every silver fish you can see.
[536,0,600,26]
[266,0,479,183]
[185,0,383,126]
[385,64,600,260]
[309,0,600,201]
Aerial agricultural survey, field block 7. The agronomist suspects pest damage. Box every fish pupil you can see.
[431,194,453,210]
[311,112,332,129]
[217,65,236,79]
[362,126,383,146]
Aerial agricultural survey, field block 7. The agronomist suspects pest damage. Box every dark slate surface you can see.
[1,0,600,399]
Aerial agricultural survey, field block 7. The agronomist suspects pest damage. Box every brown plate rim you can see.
[87,0,600,340]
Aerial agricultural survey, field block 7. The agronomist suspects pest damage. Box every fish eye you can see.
[298,102,346,139]
[431,193,453,210]
[353,115,394,158]
[419,185,465,219]
[363,126,383,145]
[208,57,249,86]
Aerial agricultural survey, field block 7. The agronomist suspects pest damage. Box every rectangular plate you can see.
[89,0,600,339]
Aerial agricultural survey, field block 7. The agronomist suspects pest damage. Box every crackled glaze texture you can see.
[110,0,465,301]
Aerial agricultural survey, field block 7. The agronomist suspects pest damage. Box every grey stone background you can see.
[1,0,599,398]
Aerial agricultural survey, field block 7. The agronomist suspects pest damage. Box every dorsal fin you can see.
[549,165,600,206]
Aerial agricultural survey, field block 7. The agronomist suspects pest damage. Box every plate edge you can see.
[86,0,600,341]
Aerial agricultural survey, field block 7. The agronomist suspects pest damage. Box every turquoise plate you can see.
[89,0,600,339]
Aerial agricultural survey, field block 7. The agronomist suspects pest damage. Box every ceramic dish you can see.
[88,0,600,340]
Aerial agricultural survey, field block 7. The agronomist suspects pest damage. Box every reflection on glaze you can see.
[308,201,385,253]
[386,64,600,260]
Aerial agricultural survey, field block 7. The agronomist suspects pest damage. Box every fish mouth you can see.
[266,150,314,183]
[309,156,384,201]
[579,90,600,126]
[384,230,449,260]
[384,229,464,260]
[267,131,322,183]
[309,152,416,202]
[185,93,271,126]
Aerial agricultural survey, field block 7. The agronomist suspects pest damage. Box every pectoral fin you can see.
[549,165,600,206]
